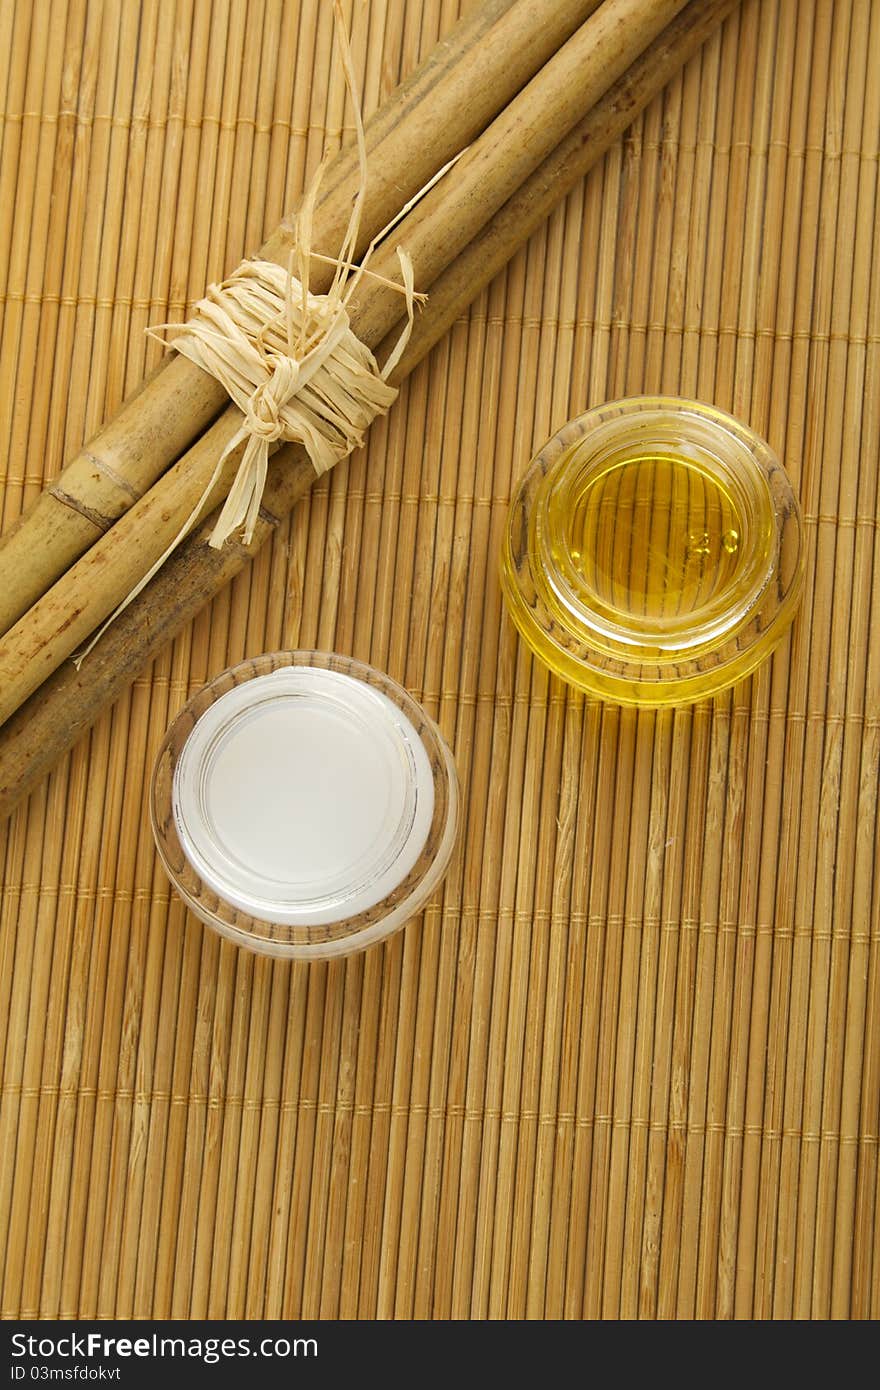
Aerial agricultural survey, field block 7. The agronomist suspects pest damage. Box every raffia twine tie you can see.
[155,255,412,549]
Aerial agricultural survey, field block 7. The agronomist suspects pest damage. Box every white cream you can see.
[172,666,435,926]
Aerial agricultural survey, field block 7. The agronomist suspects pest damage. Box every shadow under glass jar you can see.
[501,397,805,706]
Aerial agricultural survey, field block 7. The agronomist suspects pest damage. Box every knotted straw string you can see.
[150,253,414,550]
[75,0,441,665]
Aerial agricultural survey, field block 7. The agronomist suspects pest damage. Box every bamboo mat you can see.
[0,0,879,1321]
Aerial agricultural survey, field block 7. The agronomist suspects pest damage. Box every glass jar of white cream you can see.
[150,651,459,959]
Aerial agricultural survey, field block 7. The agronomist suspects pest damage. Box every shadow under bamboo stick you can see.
[0,0,605,638]
[0,0,739,823]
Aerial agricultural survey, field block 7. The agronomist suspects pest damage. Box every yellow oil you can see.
[550,448,745,624]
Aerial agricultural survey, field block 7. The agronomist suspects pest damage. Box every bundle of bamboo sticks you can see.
[0,0,739,820]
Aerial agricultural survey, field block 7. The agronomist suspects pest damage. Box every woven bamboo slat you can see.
[1,0,879,1321]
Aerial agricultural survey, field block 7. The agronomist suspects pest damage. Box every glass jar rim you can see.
[150,651,460,958]
[536,403,777,649]
[501,396,805,706]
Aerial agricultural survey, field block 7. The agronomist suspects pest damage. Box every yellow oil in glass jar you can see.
[501,398,804,706]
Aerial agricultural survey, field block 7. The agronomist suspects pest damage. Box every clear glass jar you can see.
[150,651,459,958]
[501,397,804,706]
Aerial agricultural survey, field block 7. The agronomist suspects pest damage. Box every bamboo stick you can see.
[847,0,880,1319]
[752,0,845,1321]
[368,268,456,1316]
[609,75,676,1322]
[241,0,285,254]
[344,330,437,1318]
[657,0,756,1318]
[0,0,732,803]
[729,0,822,1317]
[214,0,260,280]
[582,692,640,1320]
[0,0,68,613]
[642,7,739,1318]
[34,746,107,1318]
[258,953,308,1314]
[0,2,683,728]
[348,205,465,1316]
[280,961,330,1315]
[391,382,462,1316]
[767,0,842,1320]
[618,57,697,1320]
[23,1,169,1323]
[180,4,339,1321]
[198,17,289,1313]
[736,0,835,1319]
[540,182,607,1320]
[709,0,785,1291]
[258,0,302,241]
[394,251,504,1319]
[0,0,117,1322]
[109,844,179,1310]
[2,0,87,547]
[509,216,585,1317]
[84,2,145,441]
[100,0,166,415]
[298,948,353,1311]
[209,610,290,1316]
[214,567,278,1287]
[599,75,665,1319]
[430,305,507,1312]
[29,0,96,506]
[161,882,222,1315]
[85,697,159,1316]
[804,0,873,1318]
[329,367,405,1318]
[632,169,696,1313]
[679,0,779,1321]
[0,3,36,300]
[344,74,431,1310]
[183,945,236,1318]
[274,0,323,243]
[0,781,59,1316]
[161,0,220,330]
[189,10,357,1318]
[0,0,604,637]
[0,0,730,750]
[113,0,250,1312]
[494,204,568,1319]
[136,0,193,384]
[240,955,293,1315]
[0,0,63,485]
[536,170,621,1321]
[702,0,802,1320]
